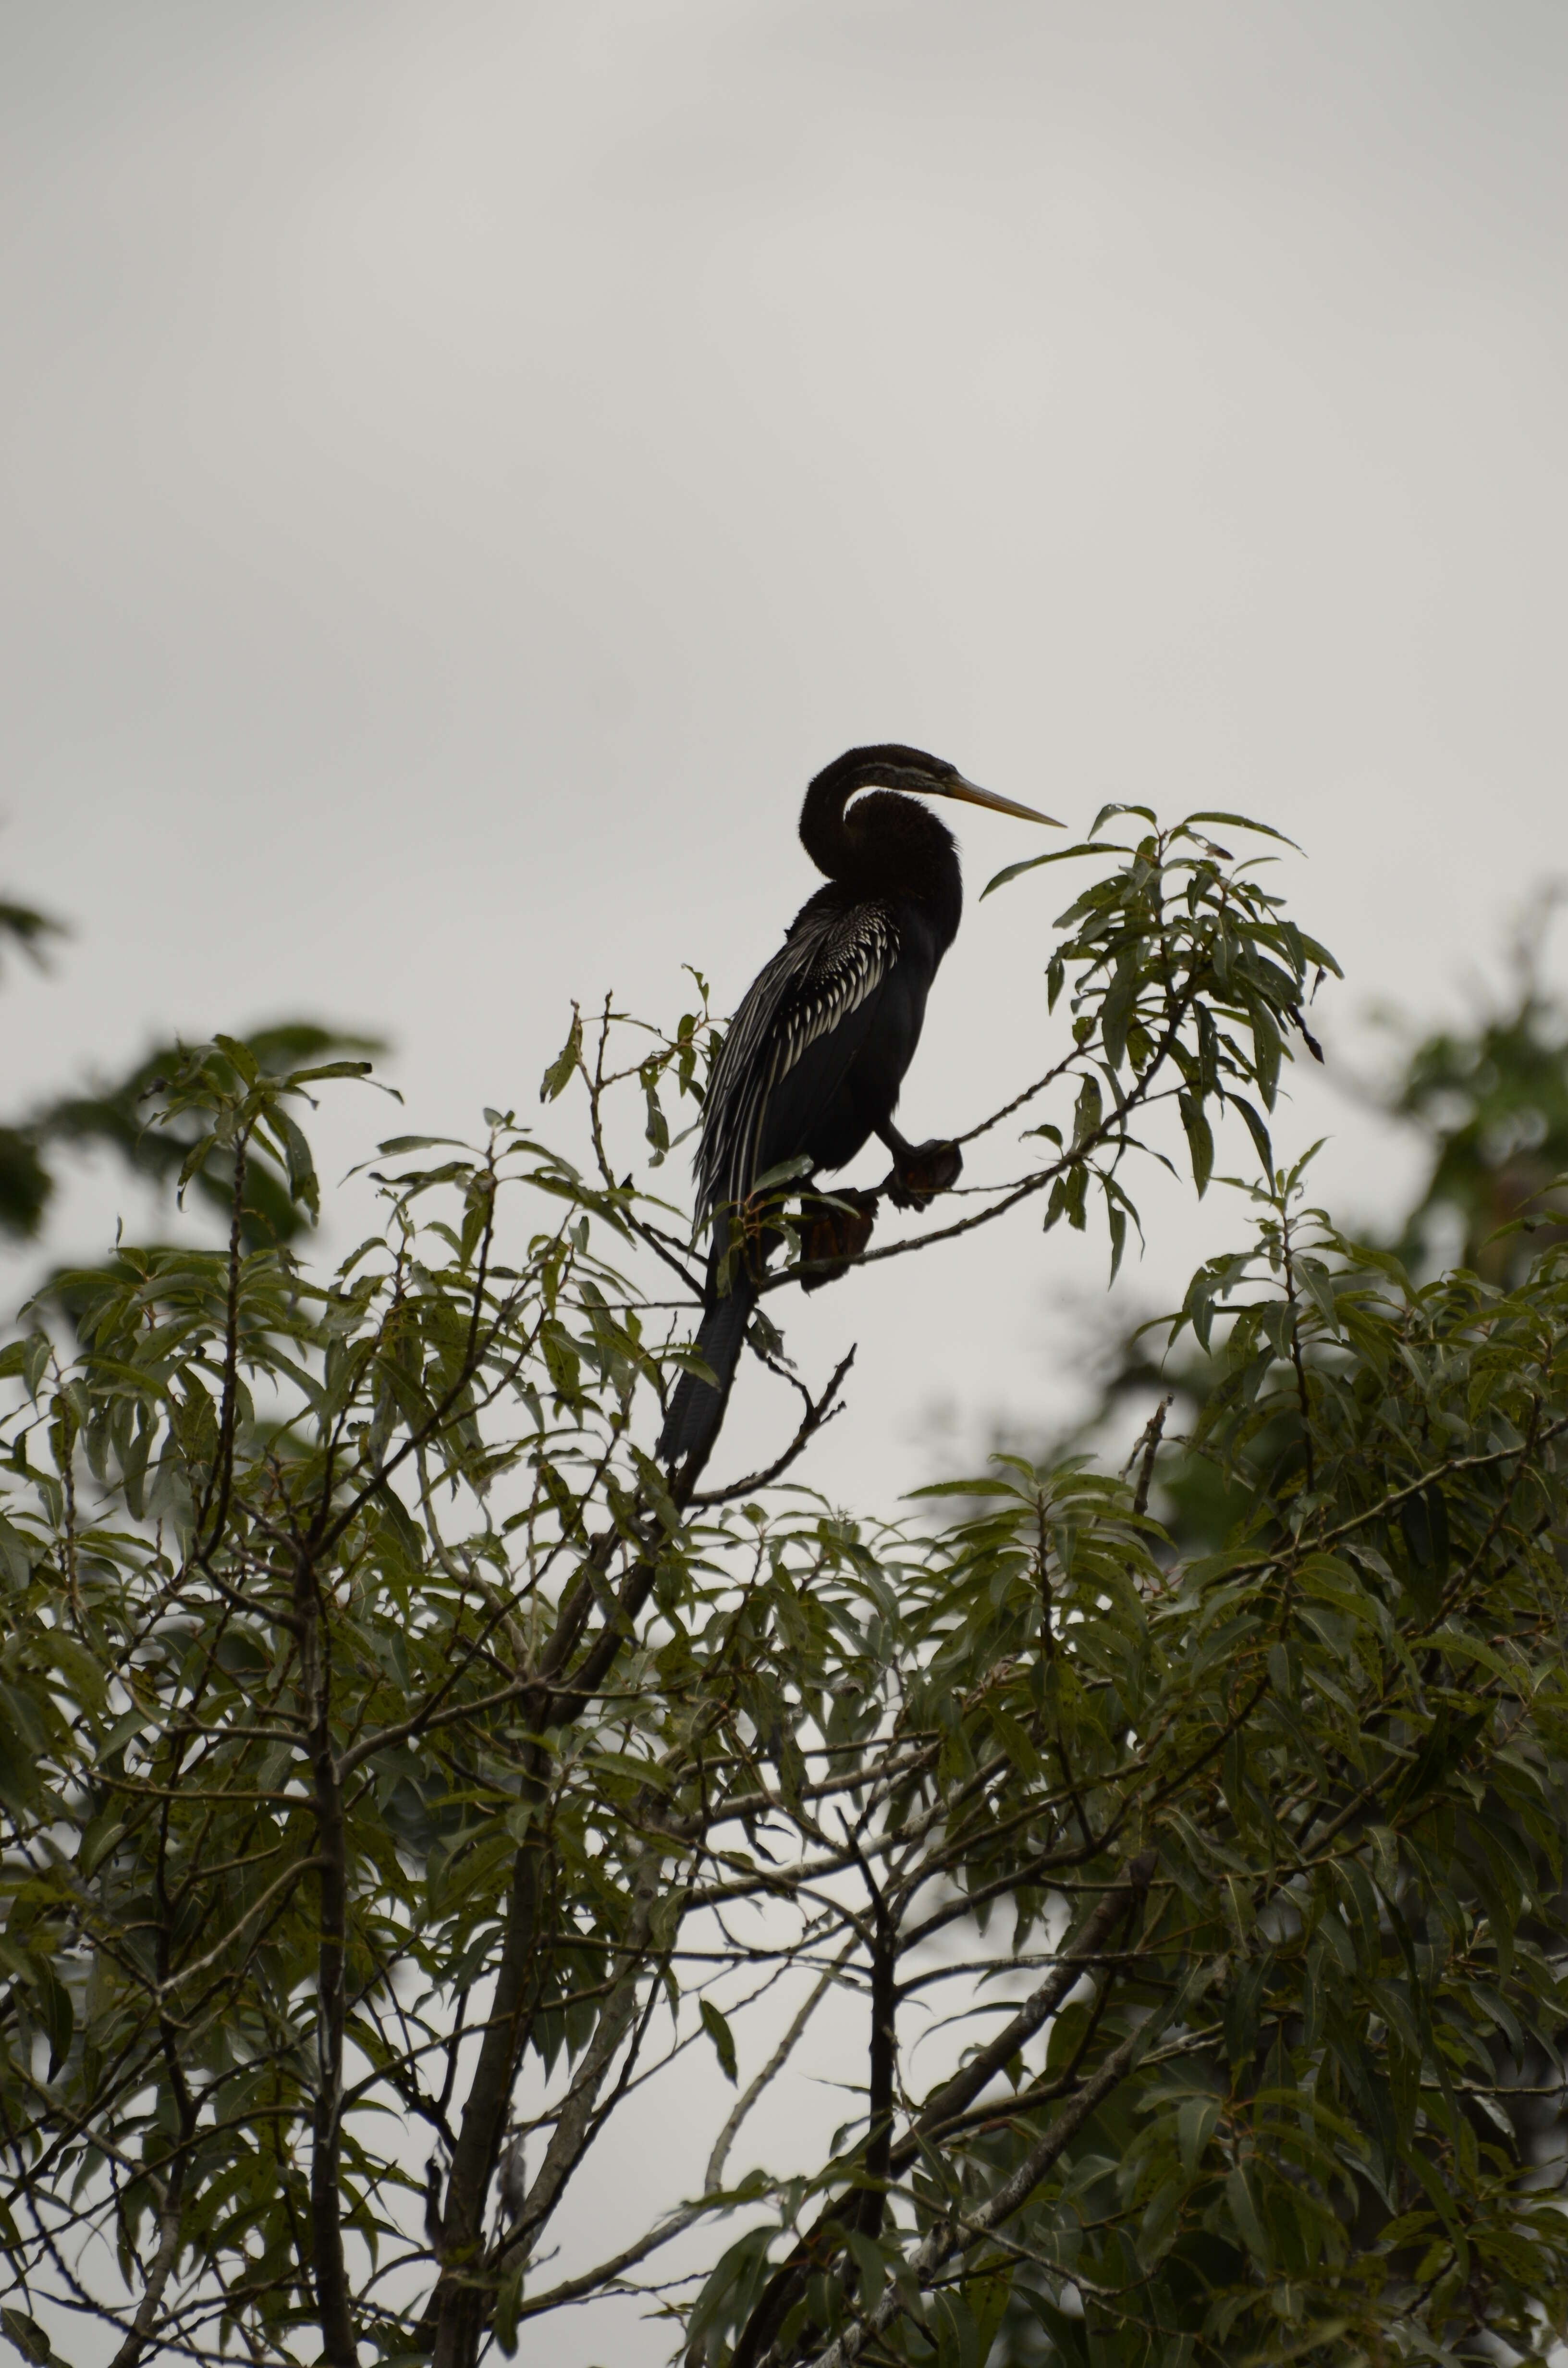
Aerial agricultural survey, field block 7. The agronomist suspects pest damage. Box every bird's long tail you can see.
[658,1251,757,1473]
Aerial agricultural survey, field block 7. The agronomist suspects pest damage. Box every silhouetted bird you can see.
[659,745,1056,1471]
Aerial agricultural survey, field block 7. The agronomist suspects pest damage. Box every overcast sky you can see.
[4,4,1567,2359]
[6,0,1568,1509]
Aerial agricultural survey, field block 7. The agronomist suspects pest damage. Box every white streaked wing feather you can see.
[698,903,899,1215]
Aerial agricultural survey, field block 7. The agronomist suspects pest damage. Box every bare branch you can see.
[707,1940,856,2193]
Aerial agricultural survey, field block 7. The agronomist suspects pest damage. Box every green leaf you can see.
[1046,1999,1092,2072]
[1183,809,1304,851]
[1232,1095,1274,1177]
[1399,1485,1449,1587]
[32,1960,73,2083]
[1107,1200,1128,1284]
[700,1997,738,2084]
[587,1748,672,1789]
[1071,1076,1102,1150]
[212,1032,259,1085]
[986,1702,1040,1778]
[1178,1095,1214,1196]
[907,1477,1018,1499]
[0,1516,35,1585]
[174,1130,218,1204]
[0,898,65,966]
[23,1330,52,1400]
[1246,997,1283,1108]
[493,2264,523,2356]
[270,1106,320,1220]
[540,1009,583,1102]
[78,1815,126,1879]
[1226,2162,1271,2267]
[1090,802,1155,835]
[750,1154,814,1193]
[0,2309,56,2366]
[980,842,1118,899]
[283,1059,375,1085]
[1178,2095,1219,2175]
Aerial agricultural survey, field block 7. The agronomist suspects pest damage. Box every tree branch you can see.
[691,1350,856,1506]
[706,1941,856,2195]
[297,1539,356,2368]
[799,2010,1166,2368]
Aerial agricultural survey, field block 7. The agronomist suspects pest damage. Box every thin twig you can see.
[691,1350,857,1506]
[1127,1394,1173,1518]
[705,1940,857,2194]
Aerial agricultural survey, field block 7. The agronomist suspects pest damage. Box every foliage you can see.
[0,899,65,982]
[1377,890,1568,1286]
[2,815,1567,2368]
[1029,890,1568,1565]
[0,896,68,1242]
[0,913,382,1247]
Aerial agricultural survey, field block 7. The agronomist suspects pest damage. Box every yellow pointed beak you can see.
[940,775,1061,826]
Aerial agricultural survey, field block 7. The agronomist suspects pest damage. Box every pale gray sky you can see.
[4,6,1568,2360]
[4,0,1567,1476]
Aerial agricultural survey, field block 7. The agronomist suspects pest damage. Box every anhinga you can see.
[659,745,1058,1470]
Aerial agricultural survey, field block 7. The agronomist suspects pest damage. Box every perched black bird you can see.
[659,745,1057,1470]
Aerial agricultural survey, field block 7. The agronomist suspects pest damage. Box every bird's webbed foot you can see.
[798,1188,879,1293]
[883,1137,964,1210]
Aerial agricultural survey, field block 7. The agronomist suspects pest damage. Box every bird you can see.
[658,745,1058,1472]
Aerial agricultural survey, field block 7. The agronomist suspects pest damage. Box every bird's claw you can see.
[799,1189,879,1292]
[794,1142,962,1292]
[884,1138,964,1210]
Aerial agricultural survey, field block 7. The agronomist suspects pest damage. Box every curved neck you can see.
[798,751,961,930]
[799,750,907,875]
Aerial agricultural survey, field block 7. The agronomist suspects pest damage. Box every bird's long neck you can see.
[798,752,962,946]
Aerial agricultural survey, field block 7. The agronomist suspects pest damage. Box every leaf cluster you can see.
[0,1004,383,1250]
[1,819,1565,2368]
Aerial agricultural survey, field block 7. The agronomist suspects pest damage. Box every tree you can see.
[1026,883,1568,1559]
[1377,886,1568,1289]
[0,888,380,1260]
[2,812,1567,2368]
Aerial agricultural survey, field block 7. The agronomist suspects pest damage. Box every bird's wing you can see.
[698,900,900,1217]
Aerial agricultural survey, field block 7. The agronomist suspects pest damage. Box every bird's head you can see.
[832,743,1059,828]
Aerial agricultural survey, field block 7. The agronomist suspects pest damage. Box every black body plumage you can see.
[659,747,972,1471]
